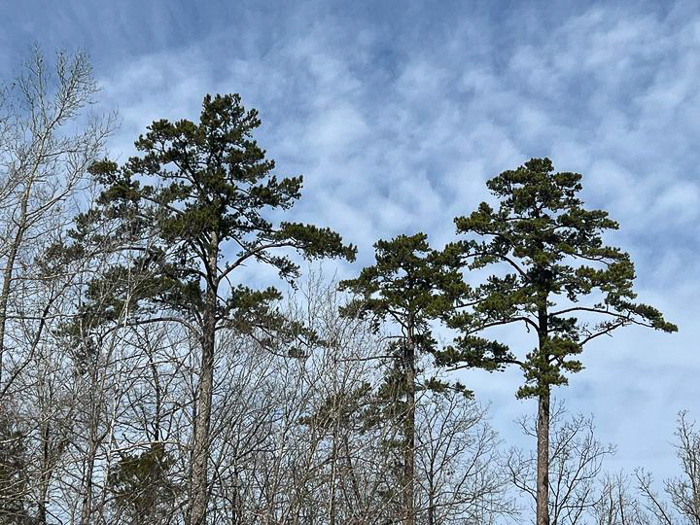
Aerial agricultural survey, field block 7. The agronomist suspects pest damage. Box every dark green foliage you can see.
[441,158,677,398]
[339,233,470,395]
[339,233,471,521]
[108,443,179,524]
[340,234,458,324]
[62,93,355,337]
[51,94,356,523]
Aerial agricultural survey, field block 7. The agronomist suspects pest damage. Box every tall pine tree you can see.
[71,94,356,524]
[438,158,676,525]
[340,233,468,525]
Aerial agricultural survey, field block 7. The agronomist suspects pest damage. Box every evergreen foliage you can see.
[108,443,179,524]
[68,93,355,334]
[63,93,356,524]
[440,157,677,398]
[339,232,470,524]
[440,157,677,525]
[340,233,470,399]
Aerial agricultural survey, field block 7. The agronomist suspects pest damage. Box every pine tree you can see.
[339,233,468,524]
[439,158,677,525]
[70,93,356,524]
[108,443,179,524]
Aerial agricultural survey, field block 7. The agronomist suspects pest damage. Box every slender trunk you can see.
[37,383,56,525]
[188,232,219,525]
[329,421,338,525]
[37,419,50,525]
[188,304,215,524]
[403,332,416,525]
[536,388,550,525]
[80,375,101,525]
[535,289,551,525]
[0,185,30,385]
[231,468,242,525]
[80,442,97,525]
[343,434,362,508]
[427,472,435,525]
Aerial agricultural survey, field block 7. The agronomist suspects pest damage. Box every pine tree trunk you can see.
[536,389,550,525]
[188,302,215,525]
[403,333,416,525]
[188,233,219,525]
[535,291,551,525]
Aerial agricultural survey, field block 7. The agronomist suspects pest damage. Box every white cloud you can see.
[33,0,699,485]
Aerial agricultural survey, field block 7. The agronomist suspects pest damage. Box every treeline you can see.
[0,49,696,525]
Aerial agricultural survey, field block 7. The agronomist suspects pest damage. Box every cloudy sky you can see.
[3,0,699,481]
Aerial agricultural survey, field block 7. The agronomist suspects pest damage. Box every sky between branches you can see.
[2,0,698,480]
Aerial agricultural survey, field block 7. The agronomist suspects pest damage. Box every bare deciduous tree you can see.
[593,472,654,525]
[415,391,514,524]
[636,412,700,525]
[0,47,112,525]
[508,402,616,524]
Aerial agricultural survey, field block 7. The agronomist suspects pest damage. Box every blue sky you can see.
[4,0,699,482]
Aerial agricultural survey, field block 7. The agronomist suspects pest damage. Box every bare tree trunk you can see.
[427,472,435,525]
[0,186,29,384]
[189,315,215,524]
[536,295,551,525]
[189,232,219,525]
[189,332,214,525]
[536,390,550,525]
[403,332,416,525]
[80,439,97,525]
[79,366,104,525]
[37,384,58,525]
[37,423,50,524]
[329,420,338,525]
